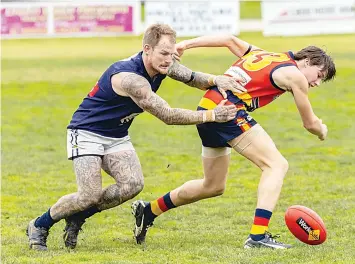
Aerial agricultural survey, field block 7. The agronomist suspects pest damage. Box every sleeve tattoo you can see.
[120,73,204,125]
[167,60,213,90]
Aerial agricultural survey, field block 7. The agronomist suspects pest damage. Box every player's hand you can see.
[213,99,237,123]
[215,75,247,99]
[173,41,186,61]
[318,121,328,141]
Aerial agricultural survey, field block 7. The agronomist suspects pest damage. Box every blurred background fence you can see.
[1,1,354,38]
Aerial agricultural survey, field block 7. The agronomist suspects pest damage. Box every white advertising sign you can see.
[262,0,355,36]
[145,0,239,37]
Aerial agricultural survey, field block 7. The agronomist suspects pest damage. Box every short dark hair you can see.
[143,23,176,49]
[294,46,336,82]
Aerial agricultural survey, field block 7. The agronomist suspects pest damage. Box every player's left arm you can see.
[167,60,246,97]
[175,35,261,59]
[273,67,327,140]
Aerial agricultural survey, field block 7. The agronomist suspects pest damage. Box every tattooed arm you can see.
[111,72,237,125]
[167,60,246,97]
[167,60,212,90]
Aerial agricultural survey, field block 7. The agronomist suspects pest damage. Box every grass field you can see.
[2,32,355,264]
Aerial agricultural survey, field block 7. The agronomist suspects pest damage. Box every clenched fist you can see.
[213,99,238,122]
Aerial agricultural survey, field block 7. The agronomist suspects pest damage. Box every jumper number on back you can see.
[240,51,289,71]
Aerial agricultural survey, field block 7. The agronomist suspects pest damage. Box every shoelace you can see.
[144,222,153,231]
[37,228,49,245]
[140,219,154,236]
[265,231,283,244]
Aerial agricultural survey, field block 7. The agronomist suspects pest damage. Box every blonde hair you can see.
[143,23,176,48]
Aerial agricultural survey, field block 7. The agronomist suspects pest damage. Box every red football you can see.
[285,205,327,245]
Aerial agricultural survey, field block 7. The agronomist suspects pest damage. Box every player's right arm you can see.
[111,72,237,125]
[273,67,327,140]
[175,35,260,59]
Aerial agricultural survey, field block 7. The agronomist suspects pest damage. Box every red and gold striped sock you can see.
[250,208,272,241]
[144,192,176,223]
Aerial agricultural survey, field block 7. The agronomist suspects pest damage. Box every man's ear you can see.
[143,44,151,55]
[305,58,310,67]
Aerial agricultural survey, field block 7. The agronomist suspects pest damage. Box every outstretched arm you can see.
[111,72,237,125]
[167,60,246,97]
[175,35,260,58]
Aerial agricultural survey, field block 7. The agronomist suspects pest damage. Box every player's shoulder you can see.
[280,66,304,81]
[114,72,149,85]
[272,65,307,91]
[112,72,151,97]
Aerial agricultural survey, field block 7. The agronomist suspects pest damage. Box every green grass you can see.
[2,32,355,263]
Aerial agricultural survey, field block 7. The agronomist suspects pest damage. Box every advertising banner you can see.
[1,6,47,35]
[145,0,239,37]
[1,1,141,39]
[262,0,355,36]
[54,5,134,34]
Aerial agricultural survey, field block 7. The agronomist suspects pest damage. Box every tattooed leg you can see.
[59,151,143,250]
[97,150,144,211]
[59,151,143,222]
[49,156,102,221]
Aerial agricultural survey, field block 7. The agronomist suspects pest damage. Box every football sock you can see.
[68,206,101,221]
[144,192,176,223]
[34,208,55,229]
[250,208,272,241]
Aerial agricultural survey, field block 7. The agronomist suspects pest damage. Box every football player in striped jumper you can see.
[132,35,336,249]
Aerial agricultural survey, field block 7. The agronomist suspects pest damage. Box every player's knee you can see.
[269,156,289,177]
[77,192,101,210]
[281,157,289,173]
[130,176,144,196]
[204,184,226,197]
[276,156,289,175]
[135,179,145,195]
